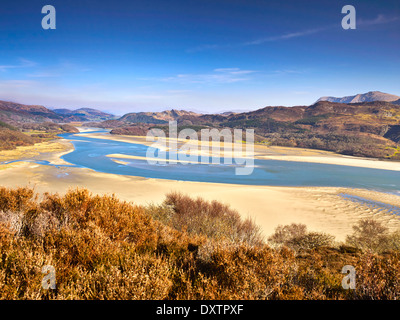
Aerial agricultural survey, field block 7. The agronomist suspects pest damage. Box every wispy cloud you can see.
[160,68,257,84]
[214,68,256,75]
[25,60,90,78]
[272,69,305,75]
[188,14,399,52]
[0,57,91,78]
[243,27,327,46]
[0,58,37,71]
[358,14,399,26]
[26,71,61,78]
[187,26,327,52]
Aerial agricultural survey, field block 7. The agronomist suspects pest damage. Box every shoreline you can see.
[1,158,400,242]
[1,131,400,242]
[80,131,400,172]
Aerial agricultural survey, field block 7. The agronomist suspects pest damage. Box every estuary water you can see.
[55,129,400,193]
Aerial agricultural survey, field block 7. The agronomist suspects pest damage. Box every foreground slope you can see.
[0,187,400,300]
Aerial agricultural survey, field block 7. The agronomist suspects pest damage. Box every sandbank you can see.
[1,132,400,242]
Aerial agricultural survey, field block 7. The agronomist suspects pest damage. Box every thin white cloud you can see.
[26,72,61,78]
[188,14,399,52]
[358,14,399,26]
[0,58,90,78]
[187,26,326,52]
[0,79,38,87]
[0,58,37,71]
[160,68,256,84]
[214,68,256,75]
[243,27,327,46]
[25,60,90,78]
[272,69,304,75]
[214,68,241,72]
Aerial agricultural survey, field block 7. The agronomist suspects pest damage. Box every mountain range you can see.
[53,108,116,122]
[1,91,398,126]
[0,100,115,125]
[317,91,400,104]
[102,91,400,160]
[1,91,400,159]
[118,109,200,124]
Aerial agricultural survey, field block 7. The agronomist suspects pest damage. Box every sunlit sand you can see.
[1,133,400,242]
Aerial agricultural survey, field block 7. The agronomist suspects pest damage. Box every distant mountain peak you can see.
[317,91,400,104]
[53,107,116,121]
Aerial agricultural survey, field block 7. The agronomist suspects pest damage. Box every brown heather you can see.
[0,186,400,300]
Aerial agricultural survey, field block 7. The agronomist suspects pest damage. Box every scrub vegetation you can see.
[0,186,400,300]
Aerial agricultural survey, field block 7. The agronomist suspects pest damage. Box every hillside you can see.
[0,100,115,125]
[0,101,63,124]
[0,100,83,152]
[3,94,400,160]
[109,99,400,160]
[53,107,116,122]
[0,121,40,151]
[0,122,79,152]
[119,109,200,124]
[195,100,400,159]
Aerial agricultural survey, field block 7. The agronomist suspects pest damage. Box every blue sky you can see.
[0,0,399,115]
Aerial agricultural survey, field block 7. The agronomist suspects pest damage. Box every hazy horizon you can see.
[2,89,399,117]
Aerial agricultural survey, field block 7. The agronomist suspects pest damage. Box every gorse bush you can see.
[1,187,400,300]
[268,223,334,251]
[0,187,205,299]
[355,252,400,300]
[149,192,264,247]
[286,232,335,252]
[268,223,307,247]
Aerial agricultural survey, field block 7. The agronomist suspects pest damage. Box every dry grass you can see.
[0,187,400,300]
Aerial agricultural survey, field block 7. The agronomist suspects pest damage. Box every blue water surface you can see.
[54,129,400,193]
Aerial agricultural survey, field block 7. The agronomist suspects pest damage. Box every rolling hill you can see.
[118,109,200,124]
[0,100,116,125]
[53,107,116,122]
[108,94,400,160]
[2,92,400,160]
[0,100,63,124]
[0,100,82,151]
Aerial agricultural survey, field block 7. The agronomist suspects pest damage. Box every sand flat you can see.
[1,156,400,241]
[2,134,400,242]
[81,132,400,171]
